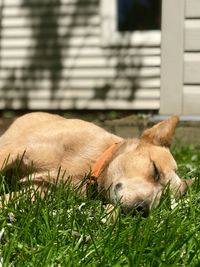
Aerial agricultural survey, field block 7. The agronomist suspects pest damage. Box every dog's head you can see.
[102,116,192,216]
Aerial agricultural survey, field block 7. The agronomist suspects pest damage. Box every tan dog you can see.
[0,112,191,215]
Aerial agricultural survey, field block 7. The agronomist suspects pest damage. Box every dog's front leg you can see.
[0,173,53,208]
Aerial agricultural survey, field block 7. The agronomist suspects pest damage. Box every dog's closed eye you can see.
[152,161,160,182]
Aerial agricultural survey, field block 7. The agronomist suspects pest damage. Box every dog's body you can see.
[0,112,191,215]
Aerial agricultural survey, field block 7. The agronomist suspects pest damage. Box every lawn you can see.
[0,144,200,266]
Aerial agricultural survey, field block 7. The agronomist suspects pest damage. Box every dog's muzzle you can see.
[133,201,150,217]
[123,201,150,218]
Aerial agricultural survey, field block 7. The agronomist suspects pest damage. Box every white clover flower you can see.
[8,212,16,223]
[0,228,5,243]
[78,202,86,211]
[0,257,3,267]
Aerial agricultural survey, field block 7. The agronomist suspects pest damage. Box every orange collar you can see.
[86,142,120,199]
[91,143,120,178]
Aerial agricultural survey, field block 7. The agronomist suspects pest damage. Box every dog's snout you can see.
[133,201,150,217]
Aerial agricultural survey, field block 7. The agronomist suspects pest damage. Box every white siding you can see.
[184,53,200,84]
[183,0,200,114]
[185,20,200,51]
[0,0,161,110]
[160,0,185,114]
[185,0,200,18]
[183,86,200,114]
[160,0,200,115]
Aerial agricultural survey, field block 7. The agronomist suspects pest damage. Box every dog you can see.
[0,112,192,216]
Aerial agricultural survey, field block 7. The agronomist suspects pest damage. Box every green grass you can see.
[1,144,200,266]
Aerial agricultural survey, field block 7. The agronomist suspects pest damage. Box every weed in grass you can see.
[0,144,200,266]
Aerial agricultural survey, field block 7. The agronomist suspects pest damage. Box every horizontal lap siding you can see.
[0,0,160,110]
[185,20,200,51]
[184,53,200,84]
[185,0,200,18]
[183,0,200,114]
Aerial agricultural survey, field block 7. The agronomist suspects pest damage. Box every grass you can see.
[0,144,200,266]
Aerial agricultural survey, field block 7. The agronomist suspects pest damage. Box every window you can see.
[101,0,161,46]
[117,0,161,31]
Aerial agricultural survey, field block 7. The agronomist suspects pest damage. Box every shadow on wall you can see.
[1,0,143,109]
[1,0,62,108]
[21,0,63,95]
[92,41,142,104]
[1,0,96,108]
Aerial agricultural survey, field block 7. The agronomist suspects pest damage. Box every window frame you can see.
[100,0,161,46]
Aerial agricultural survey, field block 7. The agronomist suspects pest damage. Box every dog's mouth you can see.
[113,183,152,217]
[121,201,150,218]
[133,201,150,217]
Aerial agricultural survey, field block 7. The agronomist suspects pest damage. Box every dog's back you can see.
[0,112,122,179]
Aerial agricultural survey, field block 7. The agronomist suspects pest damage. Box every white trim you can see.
[160,0,185,114]
[100,0,161,47]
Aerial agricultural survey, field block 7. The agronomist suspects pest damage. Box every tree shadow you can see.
[0,70,28,109]
[0,0,149,109]
[92,39,142,105]
[21,0,62,94]
[1,0,97,108]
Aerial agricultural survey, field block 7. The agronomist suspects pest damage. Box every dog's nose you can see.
[115,182,123,191]
[133,201,150,217]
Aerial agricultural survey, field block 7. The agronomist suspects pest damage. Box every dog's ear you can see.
[140,115,179,147]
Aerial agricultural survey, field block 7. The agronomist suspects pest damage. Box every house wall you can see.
[184,0,200,114]
[0,0,161,110]
[160,0,200,115]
